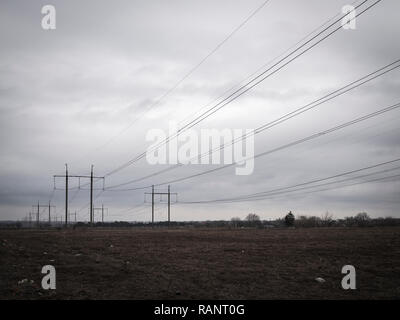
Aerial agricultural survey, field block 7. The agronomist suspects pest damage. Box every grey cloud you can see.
[0,0,399,221]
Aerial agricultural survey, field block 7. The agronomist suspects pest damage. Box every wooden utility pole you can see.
[152,185,154,225]
[93,206,108,223]
[32,202,55,227]
[168,185,171,227]
[65,164,68,226]
[37,201,40,227]
[54,164,104,226]
[145,185,177,227]
[90,165,93,224]
[48,201,55,224]
[67,211,77,224]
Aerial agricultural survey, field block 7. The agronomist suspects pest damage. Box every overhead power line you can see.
[104,0,380,177]
[105,59,400,189]
[175,0,362,129]
[45,0,363,204]
[83,0,272,155]
[106,100,400,191]
[221,173,400,204]
[178,158,400,204]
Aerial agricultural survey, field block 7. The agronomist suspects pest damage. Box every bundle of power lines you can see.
[43,0,400,222]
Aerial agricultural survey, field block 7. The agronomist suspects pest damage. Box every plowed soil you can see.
[1,227,399,299]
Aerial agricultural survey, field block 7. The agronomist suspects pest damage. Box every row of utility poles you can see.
[28,209,77,226]
[32,164,178,228]
[29,207,111,226]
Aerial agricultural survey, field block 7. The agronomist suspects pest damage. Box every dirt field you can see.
[1,226,400,299]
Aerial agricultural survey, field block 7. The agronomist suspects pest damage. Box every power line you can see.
[167,1,379,136]
[79,0,272,157]
[69,188,81,203]
[105,59,400,189]
[178,169,400,204]
[104,0,379,177]
[75,189,104,221]
[237,167,400,202]
[106,100,400,190]
[231,173,400,203]
[175,0,362,129]
[109,203,148,216]
[42,0,391,222]
[106,205,149,221]
[44,0,367,206]
[179,158,400,204]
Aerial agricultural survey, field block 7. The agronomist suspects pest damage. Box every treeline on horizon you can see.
[1,212,400,229]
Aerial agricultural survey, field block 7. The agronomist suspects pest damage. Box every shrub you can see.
[284,211,295,227]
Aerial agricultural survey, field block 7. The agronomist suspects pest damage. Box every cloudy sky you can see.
[0,0,399,222]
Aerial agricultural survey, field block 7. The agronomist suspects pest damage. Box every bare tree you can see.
[321,211,334,226]
[245,213,261,227]
[245,213,260,222]
[231,217,241,228]
[354,212,370,227]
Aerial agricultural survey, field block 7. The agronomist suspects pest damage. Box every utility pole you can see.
[145,186,177,227]
[54,164,104,226]
[48,201,51,223]
[65,164,68,226]
[33,203,55,227]
[93,206,108,223]
[152,185,154,225]
[90,165,93,224]
[37,201,40,227]
[168,185,171,227]
[67,211,76,224]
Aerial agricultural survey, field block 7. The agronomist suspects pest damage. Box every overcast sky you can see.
[0,0,399,222]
